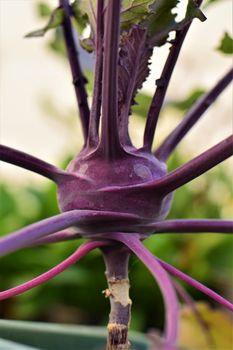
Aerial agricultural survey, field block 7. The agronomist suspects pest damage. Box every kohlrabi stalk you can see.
[0,1,233,350]
[59,0,90,143]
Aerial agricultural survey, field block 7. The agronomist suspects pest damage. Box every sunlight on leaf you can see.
[121,0,154,29]
[178,302,233,350]
[72,0,206,52]
[143,0,206,46]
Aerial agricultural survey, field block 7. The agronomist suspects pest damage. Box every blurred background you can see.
[0,0,232,346]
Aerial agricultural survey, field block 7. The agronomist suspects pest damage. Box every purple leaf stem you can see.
[0,240,110,301]
[59,0,90,143]
[0,211,83,256]
[30,229,82,246]
[149,219,233,234]
[143,0,203,150]
[0,144,75,183]
[0,210,143,256]
[98,0,124,159]
[173,280,214,347]
[87,0,104,147]
[158,258,233,312]
[109,232,179,350]
[155,68,233,161]
[152,135,233,195]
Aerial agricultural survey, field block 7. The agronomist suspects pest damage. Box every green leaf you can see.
[74,0,97,32]
[72,0,97,52]
[203,0,224,8]
[143,0,179,46]
[132,92,152,118]
[185,0,207,22]
[76,0,153,32]
[143,0,206,47]
[169,88,206,112]
[37,2,52,18]
[120,0,154,29]
[74,0,206,53]
[217,32,233,55]
[48,28,67,57]
[80,37,95,53]
[179,303,233,350]
[25,7,64,38]
[71,0,89,33]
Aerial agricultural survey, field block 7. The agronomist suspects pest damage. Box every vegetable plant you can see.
[0,1,232,349]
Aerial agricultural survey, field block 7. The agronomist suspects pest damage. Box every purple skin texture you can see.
[0,0,233,349]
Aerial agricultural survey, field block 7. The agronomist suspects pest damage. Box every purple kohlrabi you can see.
[0,1,232,349]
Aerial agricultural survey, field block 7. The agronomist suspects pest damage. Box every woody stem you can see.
[102,244,132,350]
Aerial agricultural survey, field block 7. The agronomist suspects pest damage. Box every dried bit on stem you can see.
[59,0,90,143]
[155,67,233,161]
[105,278,132,350]
[102,244,131,350]
[105,280,131,349]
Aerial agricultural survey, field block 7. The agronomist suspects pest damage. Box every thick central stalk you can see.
[99,0,123,159]
[87,0,104,147]
[102,244,132,350]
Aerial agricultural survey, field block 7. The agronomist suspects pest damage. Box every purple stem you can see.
[0,210,143,256]
[158,258,233,312]
[149,219,233,234]
[0,211,82,256]
[29,229,82,246]
[155,68,233,161]
[87,0,104,148]
[102,244,131,348]
[173,280,214,347]
[0,240,109,300]
[152,135,233,195]
[0,144,75,184]
[143,0,203,150]
[98,0,124,159]
[59,0,90,143]
[109,232,179,350]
